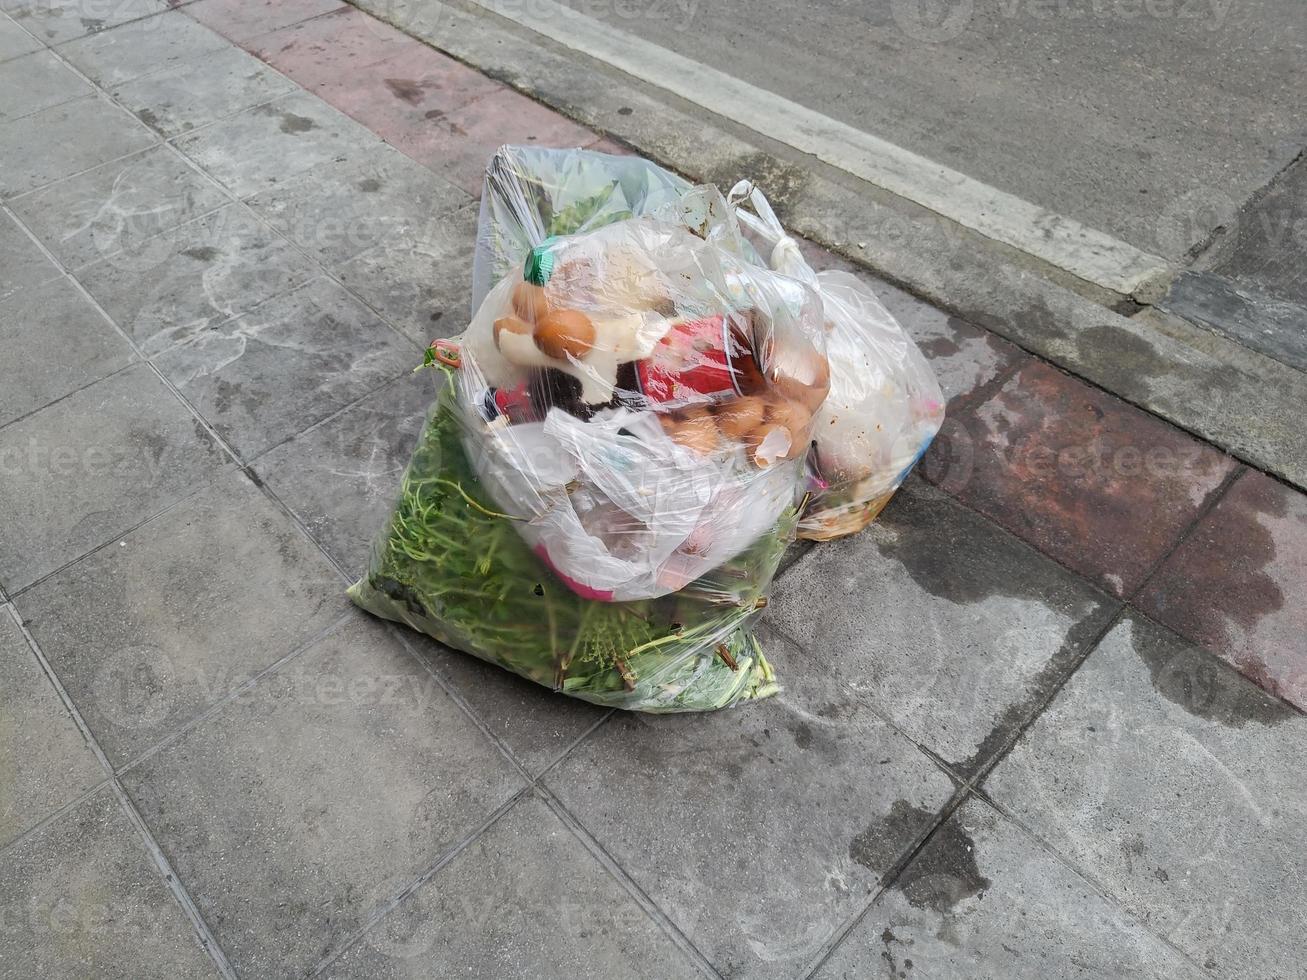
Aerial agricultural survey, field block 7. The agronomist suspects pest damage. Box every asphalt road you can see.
[578,0,1306,262]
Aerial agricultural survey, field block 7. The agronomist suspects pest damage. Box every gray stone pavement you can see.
[0,3,1303,979]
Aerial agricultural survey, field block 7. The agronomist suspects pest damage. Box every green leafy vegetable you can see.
[349,375,787,711]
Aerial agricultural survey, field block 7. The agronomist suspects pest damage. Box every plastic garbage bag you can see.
[728,181,945,540]
[350,176,828,711]
[350,146,942,712]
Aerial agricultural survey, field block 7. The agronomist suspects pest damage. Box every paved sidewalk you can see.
[0,2,1304,978]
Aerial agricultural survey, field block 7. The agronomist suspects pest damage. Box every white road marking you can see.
[465,0,1171,296]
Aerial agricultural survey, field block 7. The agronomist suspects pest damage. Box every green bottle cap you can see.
[524,237,558,285]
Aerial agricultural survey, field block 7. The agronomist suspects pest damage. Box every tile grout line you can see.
[0,338,138,436]
[760,617,972,789]
[11,2,172,52]
[306,786,533,978]
[1125,462,1246,603]
[111,610,358,779]
[799,780,975,980]
[968,787,1223,978]
[0,772,112,863]
[2,602,239,979]
[384,624,543,786]
[6,474,219,601]
[0,203,249,467]
[539,787,726,980]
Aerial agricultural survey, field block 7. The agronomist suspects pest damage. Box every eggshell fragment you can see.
[493,314,533,345]
[534,309,596,360]
[765,397,813,449]
[713,395,766,442]
[772,353,830,413]
[663,405,719,455]
[511,281,551,322]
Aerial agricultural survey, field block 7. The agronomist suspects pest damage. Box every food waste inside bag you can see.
[350,146,942,712]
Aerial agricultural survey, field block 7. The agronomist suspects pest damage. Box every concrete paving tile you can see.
[0,611,104,848]
[247,148,470,265]
[0,96,155,199]
[815,797,1196,980]
[253,372,433,574]
[0,12,41,62]
[1137,468,1307,711]
[320,793,692,979]
[0,276,136,428]
[18,468,346,767]
[766,480,1118,778]
[0,49,91,120]
[987,610,1307,979]
[244,5,423,91]
[401,87,597,196]
[110,42,296,137]
[310,43,503,149]
[58,8,225,86]
[9,145,230,271]
[75,202,317,354]
[0,362,227,592]
[332,201,477,346]
[153,277,417,459]
[6,0,162,45]
[119,614,527,977]
[406,633,608,778]
[184,0,345,42]
[923,360,1237,598]
[0,209,59,299]
[547,670,957,979]
[0,786,220,979]
[173,90,383,199]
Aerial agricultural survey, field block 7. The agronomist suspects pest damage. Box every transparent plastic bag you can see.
[729,182,945,540]
[472,144,692,311]
[350,181,829,711]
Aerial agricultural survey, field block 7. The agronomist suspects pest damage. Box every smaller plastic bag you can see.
[455,203,829,601]
[729,182,945,540]
[472,144,691,311]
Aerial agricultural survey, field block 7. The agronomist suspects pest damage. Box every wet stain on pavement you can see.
[1071,322,1177,389]
[850,799,936,878]
[895,814,991,913]
[1132,616,1294,727]
[278,112,317,134]
[917,332,962,360]
[384,78,431,105]
[920,359,1236,597]
[357,178,382,192]
[1136,470,1298,707]
[182,246,220,262]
